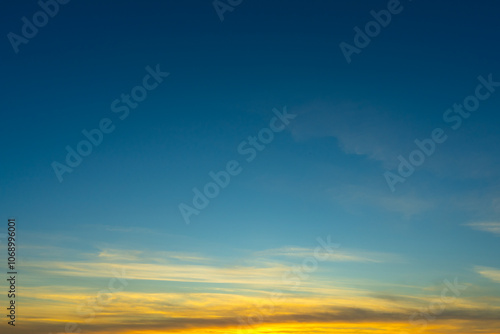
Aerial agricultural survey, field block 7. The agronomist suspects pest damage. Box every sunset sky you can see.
[1,0,500,333]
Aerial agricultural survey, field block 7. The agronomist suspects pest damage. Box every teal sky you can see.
[1,1,500,333]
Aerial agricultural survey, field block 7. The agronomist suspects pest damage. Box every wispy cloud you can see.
[328,184,434,218]
[12,245,500,334]
[476,266,500,283]
[289,100,416,167]
[254,246,400,263]
[96,248,210,263]
[465,222,500,236]
[16,291,500,334]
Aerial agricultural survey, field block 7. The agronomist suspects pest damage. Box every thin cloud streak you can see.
[466,222,500,236]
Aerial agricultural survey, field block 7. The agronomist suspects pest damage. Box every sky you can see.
[1,0,500,333]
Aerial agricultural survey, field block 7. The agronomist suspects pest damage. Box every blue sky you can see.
[1,1,500,333]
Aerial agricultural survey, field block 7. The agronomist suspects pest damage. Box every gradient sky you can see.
[1,0,500,333]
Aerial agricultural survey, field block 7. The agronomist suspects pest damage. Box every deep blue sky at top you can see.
[1,0,500,282]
